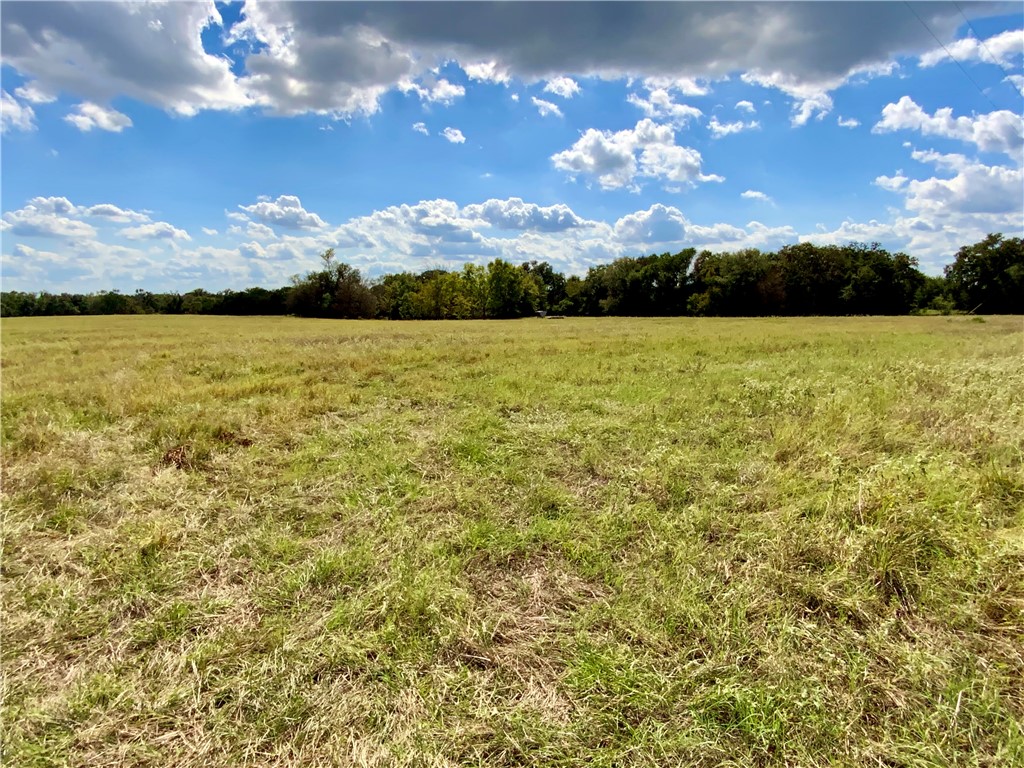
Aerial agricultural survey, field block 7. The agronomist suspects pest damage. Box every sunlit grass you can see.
[2,314,1022,766]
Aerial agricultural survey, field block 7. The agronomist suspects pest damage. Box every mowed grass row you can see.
[2,315,1022,767]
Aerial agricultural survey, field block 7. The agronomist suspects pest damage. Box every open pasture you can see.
[2,315,1022,766]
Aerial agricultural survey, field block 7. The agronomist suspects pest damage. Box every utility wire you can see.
[952,1,1024,99]
[904,1,1003,111]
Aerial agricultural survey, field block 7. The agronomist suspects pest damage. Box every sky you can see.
[1,1,1022,293]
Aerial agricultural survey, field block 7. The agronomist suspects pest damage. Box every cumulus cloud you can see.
[245,222,277,241]
[442,126,466,143]
[644,76,710,96]
[740,70,834,125]
[543,76,580,98]
[810,143,1023,271]
[919,28,1024,68]
[64,102,133,132]
[1,90,35,133]
[399,77,465,105]
[837,115,860,128]
[463,198,596,232]
[2,2,249,115]
[463,61,511,84]
[709,116,761,138]
[412,121,429,135]
[23,196,80,216]
[1,200,97,239]
[0,2,973,121]
[903,150,1023,215]
[531,97,562,118]
[84,203,150,223]
[613,204,797,251]
[741,190,774,204]
[736,100,755,113]
[873,96,1024,161]
[120,221,192,241]
[552,118,722,190]
[238,241,267,259]
[874,173,909,192]
[239,195,327,230]
[13,82,56,104]
[613,204,689,244]
[627,87,702,126]
[202,227,219,236]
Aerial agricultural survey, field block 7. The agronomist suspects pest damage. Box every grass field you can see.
[2,314,1022,767]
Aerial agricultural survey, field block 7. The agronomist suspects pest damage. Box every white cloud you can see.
[1,201,97,239]
[442,126,466,144]
[740,70,833,125]
[709,116,761,138]
[24,196,80,216]
[399,77,465,105]
[741,190,774,204]
[510,93,520,102]
[531,97,562,118]
[13,82,56,104]
[239,195,327,230]
[919,28,1024,68]
[0,3,969,122]
[552,118,721,190]
[84,203,150,223]
[463,198,596,232]
[873,96,1024,161]
[202,227,219,236]
[238,241,267,259]
[4,2,249,116]
[412,121,429,135]
[64,102,132,132]
[638,77,709,96]
[904,150,1023,216]
[627,88,702,126]
[1,90,35,133]
[736,100,755,113]
[245,222,277,240]
[613,204,688,244]
[613,204,796,251]
[810,143,1024,272]
[837,115,860,128]
[543,76,580,98]
[463,61,510,84]
[874,173,908,192]
[120,221,192,241]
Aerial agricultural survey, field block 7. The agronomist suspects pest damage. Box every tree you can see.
[486,259,540,318]
[945,233,1023,314]
[522,261,567,312]
[411,269,465,319]
[372,272,419,319]
[288,249,376,318]
[460,264,489,319]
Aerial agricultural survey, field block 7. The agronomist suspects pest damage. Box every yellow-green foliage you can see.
[2,315,1022,766]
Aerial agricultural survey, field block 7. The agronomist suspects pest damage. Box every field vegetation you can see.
[2,314,1023,766]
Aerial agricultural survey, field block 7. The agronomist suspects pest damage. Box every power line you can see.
[904,1,1003,112]
[952,1,1024,99]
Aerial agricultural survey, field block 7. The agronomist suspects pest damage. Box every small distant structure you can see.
[536,310,547,318]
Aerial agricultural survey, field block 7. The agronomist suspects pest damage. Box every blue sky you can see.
[1,1,1022,292]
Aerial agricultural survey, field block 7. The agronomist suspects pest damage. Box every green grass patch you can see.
[2,314,1022,765]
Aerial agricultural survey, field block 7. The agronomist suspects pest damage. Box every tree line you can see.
[3,234,1021,318]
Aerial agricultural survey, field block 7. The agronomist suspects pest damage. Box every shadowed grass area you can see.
[2,314,1022,766]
